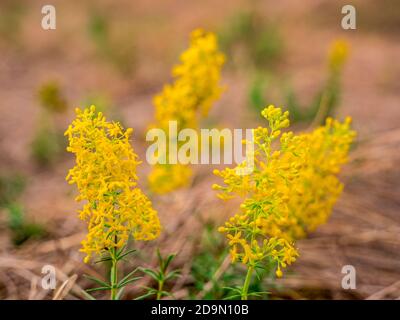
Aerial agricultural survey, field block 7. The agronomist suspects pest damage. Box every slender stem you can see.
[310,90,329,129]
[241,266,254,300]
[110,249,118,300]
[156,279,164,300]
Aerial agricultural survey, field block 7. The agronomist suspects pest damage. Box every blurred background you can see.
[0,0,399,299]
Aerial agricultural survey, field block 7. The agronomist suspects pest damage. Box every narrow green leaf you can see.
[161,290,173,297]
[118,268,139,285]
[135,291,155,300]
[94,257,112,264]
[222,286,242,294]
[117,248,136,260]
[115,246,126,258]
[248,291,270,296]
[164,254,176,270]
[83,274,110,288]
[86,286,111,292]
[156,249,163,270]
[117,277,141,289]
[165,270,180,281]
[140,268,161,281]
[223,294,241,300]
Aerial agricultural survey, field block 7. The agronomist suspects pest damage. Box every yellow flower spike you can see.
[66,106,161,262]
[149,29,225,194]
[214,105,355,285]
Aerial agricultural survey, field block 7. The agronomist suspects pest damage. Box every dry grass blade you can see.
[53,274,78,300]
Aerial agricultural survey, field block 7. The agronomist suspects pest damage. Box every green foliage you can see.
[219,11,253,48]
[248,54,345,125]
[252,25,283,68]
[138,249,180,300]
[191,223,229,299]
[248,74,268,114]
[88,12,108,48]
[84,247,141,300]
[33,81,67,167]
[190,223,242,299]
[0,1,25,46]
[37,81,67,113]
[224,260,276,300]
[284,72,342,124]
[31,124,63,167]
[190,222,273,300]
[6,203,46,246]
[0,174,25,207]
[284,40,348,124]
[88,11,136,76]
[219,10,283,69]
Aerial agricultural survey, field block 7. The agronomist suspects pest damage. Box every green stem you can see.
[110,250,118,300]
[156,279,164,300]
[241,266,254,300]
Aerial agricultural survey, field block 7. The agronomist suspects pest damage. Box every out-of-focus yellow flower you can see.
[154,29,225,129]
[65,106,161,262]
[214,105,355,277]
[148,164,192,195]
[38,81,67,113]
[149,29,225,194]
[328,39,349,73]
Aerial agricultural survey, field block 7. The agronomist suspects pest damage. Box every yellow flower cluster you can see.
[276,116,355,240]
[214,105,355,277]
[65,106,161,262]
[149,29,225,194]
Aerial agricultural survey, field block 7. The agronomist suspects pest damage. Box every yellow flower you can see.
[148,164,192,194]
[65,106,161,262]
[329,39,349,73]
[214,105,355,277]
[149,29,225,194]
